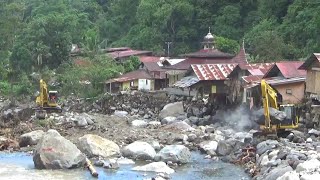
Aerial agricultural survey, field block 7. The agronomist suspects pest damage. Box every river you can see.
[0,152,250,180]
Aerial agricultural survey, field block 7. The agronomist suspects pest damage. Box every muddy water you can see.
[0,152,250,180]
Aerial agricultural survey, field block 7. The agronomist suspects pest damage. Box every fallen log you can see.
[85,158,98,178]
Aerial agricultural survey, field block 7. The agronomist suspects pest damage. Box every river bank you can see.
[1,94,320,179]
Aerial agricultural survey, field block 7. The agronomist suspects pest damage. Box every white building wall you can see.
[138,79,151,90]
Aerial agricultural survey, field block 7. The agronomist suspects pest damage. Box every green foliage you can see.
[2,0,320,98]
[215,36,240,54]
[58,55,123,97]
[124,56,141,72]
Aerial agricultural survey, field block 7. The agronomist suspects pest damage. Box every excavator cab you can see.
[278,104,299,129]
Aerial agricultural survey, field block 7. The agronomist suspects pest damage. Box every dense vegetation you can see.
[0,0,319,97]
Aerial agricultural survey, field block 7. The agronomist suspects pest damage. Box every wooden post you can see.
[109,82,112,93]
[85,158,98,178]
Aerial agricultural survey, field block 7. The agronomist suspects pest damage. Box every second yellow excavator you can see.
[260,80,299,135]
[35,79,62,119]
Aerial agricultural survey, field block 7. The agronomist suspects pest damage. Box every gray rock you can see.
[165,121,195,132]
[74,115,88,127]
[77,134,120,158]
[159,102,184,119]
[308,129,320,136]
[264,165,293,180]
[300,173,320,180]
[19,130,45,147]
[33,129,86,169]
[216,140,233,156]
[148,121,161,126]
[132,162,174,174]
[189,116,199,124]
[276,171,299,180]
[205,127,215,133]
[199,141,218,153]
[296,159,320,173]
[114,110,128,117]
[161,116,177,125]
[149,141,161,151]
[188,134,197,142]
[131,120,148,128]
[103,159,119,169]
[155,145,191,164]
[122,141,156,160]
[256,140,279,155]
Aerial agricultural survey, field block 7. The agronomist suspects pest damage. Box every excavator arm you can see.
[36,79,49,107]
[261,80,279,130]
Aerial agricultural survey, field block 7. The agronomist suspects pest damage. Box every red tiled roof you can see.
[108,49,152,59]
[274,61,306,78]
[106,69,153,83]
[299,53,320,70]
[191,64,238,80]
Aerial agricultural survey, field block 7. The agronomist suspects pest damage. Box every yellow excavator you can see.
[260,80,299,135]
[35,79,62,119]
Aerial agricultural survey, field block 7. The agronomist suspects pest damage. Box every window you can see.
[146,79,148,85]
[286,89,292,95]
[130,81,134,86]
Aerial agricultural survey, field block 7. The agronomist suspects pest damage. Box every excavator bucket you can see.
[35,109,47,119]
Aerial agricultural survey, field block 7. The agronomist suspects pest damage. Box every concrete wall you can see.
[274,82,305,104]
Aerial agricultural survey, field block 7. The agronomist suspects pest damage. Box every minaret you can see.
[203,27,215,50]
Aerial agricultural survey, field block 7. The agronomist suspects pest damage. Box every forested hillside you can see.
[0,0,319,96]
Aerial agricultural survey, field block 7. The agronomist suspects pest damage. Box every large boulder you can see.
[264,165,293,180]
[77,134,120,158]
[216,140,233,156]
[19,130,45,147]
[122,141,156,160]
[132,162,174,174]
[300,173,320,180]
[155,145,191,164]
[159,102,184,119]
[33,129,86,169]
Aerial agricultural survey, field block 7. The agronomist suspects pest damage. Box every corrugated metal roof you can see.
[106,69,153,83]
[299,53,320,70]
[183,49,234,58]
[242,75,264,83]
[244,77,306,89]
[165,58,234,70]
[191,64,238,80]
[274,61,306,78]
[108,49,152,59]
[173,76,200,88]
[240,63,275,75]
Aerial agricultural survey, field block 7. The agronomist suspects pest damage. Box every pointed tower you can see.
[232,39,248,64]
[202,27,215,50]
